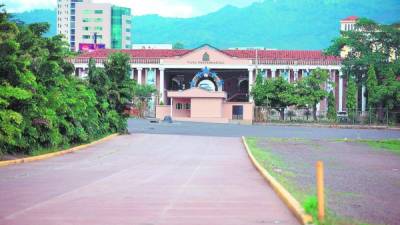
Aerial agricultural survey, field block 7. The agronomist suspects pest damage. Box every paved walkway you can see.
[0,134,299,225]
[129,119,400,139]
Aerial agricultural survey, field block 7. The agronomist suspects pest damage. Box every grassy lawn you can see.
[245,137,379,225]
[358,139,400,155]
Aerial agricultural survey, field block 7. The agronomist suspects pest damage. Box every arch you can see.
[190,67,224,91]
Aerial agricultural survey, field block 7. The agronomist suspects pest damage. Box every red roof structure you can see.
[341,16,359,22]
[76,48,339,60]
[72,45,341,65]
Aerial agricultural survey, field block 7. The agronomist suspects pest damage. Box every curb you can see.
[0,133,119,168]
[241,136,313,225]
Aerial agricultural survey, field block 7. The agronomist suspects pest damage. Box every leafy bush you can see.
[0,6,135,156]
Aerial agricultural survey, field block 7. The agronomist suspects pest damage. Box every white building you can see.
[75,2,112,51]
[57,0,132,51]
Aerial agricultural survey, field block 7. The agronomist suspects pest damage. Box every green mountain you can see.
[11,9,56,37]
[12,0,400,50]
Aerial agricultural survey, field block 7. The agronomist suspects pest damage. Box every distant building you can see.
[69,17,362,123]
[56,0,132,51]
[340,16,358,31]
[132,44,173,50]
[57,0,91,51]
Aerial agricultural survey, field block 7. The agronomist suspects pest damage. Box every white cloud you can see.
[1,0,260,17]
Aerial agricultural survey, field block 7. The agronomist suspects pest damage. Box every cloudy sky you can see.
[1,0,261,17]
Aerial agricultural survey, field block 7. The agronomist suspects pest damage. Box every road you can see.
[0,134,299,225]
[128,119,400,139]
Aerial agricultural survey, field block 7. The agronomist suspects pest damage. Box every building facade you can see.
[70,44,344,123]
[57,0,132,51]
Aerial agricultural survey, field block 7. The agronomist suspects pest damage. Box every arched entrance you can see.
[190,67,224,91]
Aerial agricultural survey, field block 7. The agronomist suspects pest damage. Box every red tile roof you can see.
[75,48,340,61]
[341,16,358,22]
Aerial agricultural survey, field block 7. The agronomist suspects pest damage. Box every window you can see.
[95,26,103,31]
[96,35,103,39]
[126,20,131,24]
[83,35,91,39]
[126,36,130,40]
[184,103,191,110]
[95,10,103,14]
[126,28,130,33]
[83,18,90,22]
[176,103,183,110]
[95,18,103,22]
[125,45,131,49]
[83,10,92,14]
[83,26,90,31]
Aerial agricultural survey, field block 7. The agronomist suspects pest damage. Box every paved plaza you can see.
[0,134,299,225]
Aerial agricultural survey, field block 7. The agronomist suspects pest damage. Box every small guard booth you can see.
[156,88,253,124]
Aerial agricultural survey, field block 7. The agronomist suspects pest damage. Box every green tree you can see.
[252,74,297,120]
[366,65,378,109]
[132,84,157,118]
[325,17,400,121]
[327,90,336,121]
[0,5,127,157]
[346,76,357,121]
[297,68,330,121]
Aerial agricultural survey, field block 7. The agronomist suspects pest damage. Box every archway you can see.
[190,67,224,91]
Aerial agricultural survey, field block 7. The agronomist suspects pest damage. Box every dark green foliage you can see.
[88,54,144,134]
[0,6,134,157]
[327,91,336,121]
[252,74,297,120]
[346,77,357,121]
[297,69,331,121]
[326,18,400,121]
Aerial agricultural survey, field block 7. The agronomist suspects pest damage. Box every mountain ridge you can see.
[10,0,400,50]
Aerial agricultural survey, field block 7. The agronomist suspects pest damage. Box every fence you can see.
[254,106,400,126]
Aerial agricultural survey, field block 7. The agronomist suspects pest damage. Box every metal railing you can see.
[254,106,400,126]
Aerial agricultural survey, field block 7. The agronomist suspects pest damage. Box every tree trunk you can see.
[279,108,285,121]
[377,102,384,123]
[313,105,317,121]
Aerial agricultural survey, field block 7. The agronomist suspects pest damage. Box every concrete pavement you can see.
[0,134,299,225]
[128,119,400,139]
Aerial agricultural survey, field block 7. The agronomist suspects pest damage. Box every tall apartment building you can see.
[57,0,132,51]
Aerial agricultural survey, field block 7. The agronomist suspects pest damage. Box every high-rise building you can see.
[111,6,132,49]
[56,0,132,51]
[57,0,92,51]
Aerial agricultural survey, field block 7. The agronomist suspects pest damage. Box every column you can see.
[362,83,366,113]
[159,68,165,104]
[327,69,333,92]
[271,69,276,78]
[264,69,268,79]
[137,68,143,85]
[170,98,173,117]
[130,68,134,79]
[338,70,343,112]
[294,69,299,81]
[248,69,254,102]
